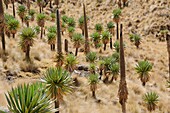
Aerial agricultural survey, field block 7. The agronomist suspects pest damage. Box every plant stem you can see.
[75,48,78,56]
[12,2,15,17]
[104,43,107,51]
[116,22,119,40]
[40,27,43,39]
[26,45,30,62]
[110,37,113,49]
[92,91,96,99]
[13,34,15,38]
[55,100,59,113]
[64,39,68,53]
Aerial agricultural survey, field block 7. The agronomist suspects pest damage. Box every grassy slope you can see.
[0,0,170,112]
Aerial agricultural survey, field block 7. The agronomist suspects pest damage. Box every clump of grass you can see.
[20,62,40,73]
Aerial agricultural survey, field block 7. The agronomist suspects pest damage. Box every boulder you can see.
[76,65,89,71]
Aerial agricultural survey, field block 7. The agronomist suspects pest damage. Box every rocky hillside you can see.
[0,0,170,113]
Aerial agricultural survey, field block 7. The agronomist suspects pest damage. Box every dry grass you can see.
[0,0,170,112]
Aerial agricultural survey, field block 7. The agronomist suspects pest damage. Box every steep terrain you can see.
[0,0,170,112]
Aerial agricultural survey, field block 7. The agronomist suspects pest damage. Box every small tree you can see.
[88,73,99,99]
[78,16,85,35]
[37,0,44,13]
[143,92,159,112]
[86,52,98,63]
[65,54,78,72]
[107,22,115,49]
[19,27,36,62]
[47,32,56,51]
[114,40,125,52]
[89,63,96,74]
[133,34,141,49]
[102,31,110,51]
[72,33,84,56]
[4,14,14,38]
[61,15,68,23]
[129,33,141,48]
[61,22,66,35]
[48,26,57,33]
[114,40,120,52]
[29,9,36,21]
[91,32,101,48]
[47,26,57,51]
[36,13,46,38]
[129,34,134,42]
[99,60,105,78]
[78,15,89,36]
[23,15,31,27]
[34,26,40,35]
[68,26,75,39]
[112,8,121,40]
[159,30,168,41]
[107,21,115,35]
[135,60,152,86]
[109,63,119,83]
[17,5,26,24]
[112,8,121,24]
[112,52,119,62]
[102,56,116,83]
[41,67,73,113]
[6,18,19,38]
[50,13,56,22]
[4,14,14,24]
[67,17,76,27]
[95,23,103,34]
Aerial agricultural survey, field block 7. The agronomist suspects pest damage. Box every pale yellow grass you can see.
[0,0,170,113]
